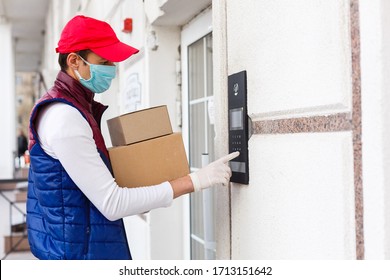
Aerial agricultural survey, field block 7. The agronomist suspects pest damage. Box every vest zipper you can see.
[84,202,91,256]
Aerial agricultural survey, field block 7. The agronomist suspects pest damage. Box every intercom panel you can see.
[228,70,249,184]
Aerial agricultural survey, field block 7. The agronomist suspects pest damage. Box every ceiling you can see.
[153,0,211,26]
[0,0,50,72]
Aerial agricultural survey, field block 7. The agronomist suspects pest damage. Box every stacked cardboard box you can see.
[107,106,189,188]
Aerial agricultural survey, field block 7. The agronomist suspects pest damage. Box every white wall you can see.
[147,25,181,131]
[0,22,16,258]
[41,0,71,91]
[0,23,16,179]
[222,0,356,259]
[360,0,390,259]
[232,133,356,259]
[228,0,352,121]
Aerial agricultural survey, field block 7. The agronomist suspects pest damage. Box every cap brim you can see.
[91,42,139,62]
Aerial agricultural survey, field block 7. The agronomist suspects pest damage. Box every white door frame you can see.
[181,8,212,259]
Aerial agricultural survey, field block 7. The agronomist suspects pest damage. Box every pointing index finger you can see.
[220,151,240,163]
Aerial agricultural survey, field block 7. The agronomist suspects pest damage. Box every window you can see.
[188,33,216,260]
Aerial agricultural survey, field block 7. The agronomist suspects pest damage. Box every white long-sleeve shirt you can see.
[35,102,173,221]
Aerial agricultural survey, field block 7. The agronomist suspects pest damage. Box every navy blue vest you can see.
[27,71,131,259]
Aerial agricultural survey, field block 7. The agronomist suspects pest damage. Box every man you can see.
[27,15,238,260]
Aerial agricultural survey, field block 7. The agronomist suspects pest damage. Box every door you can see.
[181,9,215,260]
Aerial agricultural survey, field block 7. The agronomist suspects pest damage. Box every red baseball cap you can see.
[56,15,139,62]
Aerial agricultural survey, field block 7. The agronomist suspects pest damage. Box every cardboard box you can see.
[109,133,189,188]
[107,105,172,146]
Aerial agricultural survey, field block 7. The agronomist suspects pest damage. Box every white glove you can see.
[189,152,240,192]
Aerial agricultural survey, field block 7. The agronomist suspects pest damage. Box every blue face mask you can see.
[75,56,116,93]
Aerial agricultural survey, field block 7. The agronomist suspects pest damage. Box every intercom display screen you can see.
[229,107,244,130]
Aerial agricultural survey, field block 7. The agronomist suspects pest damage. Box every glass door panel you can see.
[188,33,215,260]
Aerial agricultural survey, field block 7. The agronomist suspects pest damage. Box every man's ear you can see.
[67,53,80,70]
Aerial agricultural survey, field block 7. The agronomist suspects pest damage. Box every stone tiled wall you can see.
[249,0,363,259]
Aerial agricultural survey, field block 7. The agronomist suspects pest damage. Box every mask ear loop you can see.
[74,69,82,80]
[78,55,91,66]
[74,55,93,82]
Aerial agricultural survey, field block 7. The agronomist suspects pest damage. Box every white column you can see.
[360,0,390,259]
[212,0,231,260]
[0,22,16,179]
